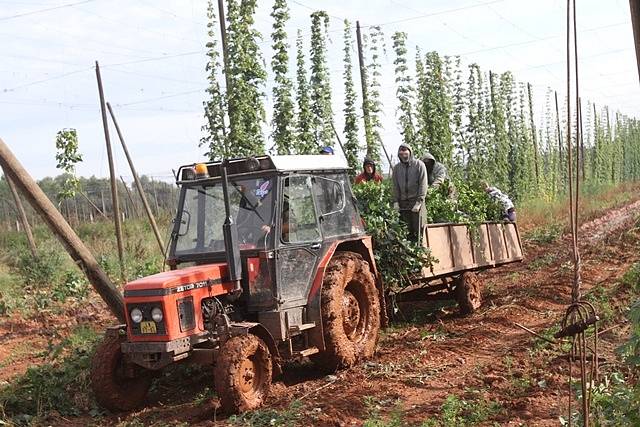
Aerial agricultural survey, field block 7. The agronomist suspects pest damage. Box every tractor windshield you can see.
[174,177,275,256]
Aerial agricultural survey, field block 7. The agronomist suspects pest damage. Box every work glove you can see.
[411,202,422,213]
[393,202,399,211]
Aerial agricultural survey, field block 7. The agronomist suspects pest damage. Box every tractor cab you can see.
[166,155,366,312]
[91,155,383,415]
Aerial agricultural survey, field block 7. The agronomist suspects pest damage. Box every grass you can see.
[228,400,303,427]
[420,393,503,426]
[518,182,640,234]
[0,325,102,424]
[0,218,169,317]
[362,396,404,427]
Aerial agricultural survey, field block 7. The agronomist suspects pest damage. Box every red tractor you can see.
[90,155,384,413]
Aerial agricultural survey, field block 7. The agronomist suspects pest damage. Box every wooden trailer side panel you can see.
[420,222,523,280]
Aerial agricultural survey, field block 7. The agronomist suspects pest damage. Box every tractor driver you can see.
[235,178,275,246]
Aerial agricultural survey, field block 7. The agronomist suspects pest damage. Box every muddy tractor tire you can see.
[454,272,482,315]
[214,334,272,414]
[314,251,380,371]
[90,333,152,412]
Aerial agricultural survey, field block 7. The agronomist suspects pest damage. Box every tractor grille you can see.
[177,296,195,332]
[127,302,167,336]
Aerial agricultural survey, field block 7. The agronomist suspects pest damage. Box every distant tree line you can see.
[199,0,640,202]
[0,174,178,231]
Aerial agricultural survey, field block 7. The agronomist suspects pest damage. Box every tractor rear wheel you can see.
[454,272,482,315]
[314,251,380,371]
[214,334,272,414]
[90,333,152,412]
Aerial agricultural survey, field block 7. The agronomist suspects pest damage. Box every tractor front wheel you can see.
[454,272,482,315]
[214,334,272,414]
[314,251,380,371]
[90,332,152,412]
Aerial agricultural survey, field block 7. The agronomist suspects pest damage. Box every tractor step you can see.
[293,346,319,357]
[288,322,316,335]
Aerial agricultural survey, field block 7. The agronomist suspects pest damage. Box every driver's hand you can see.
[261,225,271,234]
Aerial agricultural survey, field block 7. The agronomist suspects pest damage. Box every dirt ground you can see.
[1,199,639,426]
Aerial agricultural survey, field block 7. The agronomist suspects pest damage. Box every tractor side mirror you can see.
[314,176,346,218]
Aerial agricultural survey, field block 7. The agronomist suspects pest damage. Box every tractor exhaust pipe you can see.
[221,163,242,294]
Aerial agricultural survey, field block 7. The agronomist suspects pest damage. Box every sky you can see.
[1,0,638,181]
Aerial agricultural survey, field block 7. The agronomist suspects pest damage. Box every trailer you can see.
[393,221,524,314]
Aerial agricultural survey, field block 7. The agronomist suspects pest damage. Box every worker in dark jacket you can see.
[421,153,449,188]
[392,143,428,242]
[355,158,383,184]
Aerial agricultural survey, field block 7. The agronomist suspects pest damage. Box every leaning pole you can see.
[0,138,125,323]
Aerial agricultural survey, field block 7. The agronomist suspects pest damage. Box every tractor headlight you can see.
[130,308,143,323]
[151,307,164,323]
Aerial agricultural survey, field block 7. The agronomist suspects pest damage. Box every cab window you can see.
[281,175,321,243]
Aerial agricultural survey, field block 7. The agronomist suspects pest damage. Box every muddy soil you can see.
[1,200,639,426]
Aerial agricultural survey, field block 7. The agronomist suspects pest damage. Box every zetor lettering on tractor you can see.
[90,155,383,414]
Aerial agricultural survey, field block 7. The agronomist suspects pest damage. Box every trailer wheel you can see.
[90,333,151,412]
[314,251,380,371]
[215,334,272,414]
[454,272,482,314]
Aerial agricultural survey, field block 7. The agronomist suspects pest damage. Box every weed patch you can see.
[0,326,101,423]
[228,400,302,427]
[421,394,503,426]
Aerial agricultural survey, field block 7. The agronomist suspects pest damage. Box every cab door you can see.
[275,174,323,308]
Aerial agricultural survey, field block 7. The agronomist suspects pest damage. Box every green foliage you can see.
[226,0,266,156]
[353,181,433,290]
[309,11,333,149]
[52,270,89,303]
[621,262,640,292]
[0,326,101,420]
[17,251,63,288]
[618,298,640,367]
[392,32,415,147]
[574,372,640,427]
[342,19,360,173]
[426,179,504,224]
[200,0,228,161]
[270,0,295,154]
[362,396,404,427]
[415,51,452,164]
[523,223,562,244]
[228,400,302,426]
[364,26,385,162]
[294,30,315,153]
[419,394,503,426]
[54,128,82,200]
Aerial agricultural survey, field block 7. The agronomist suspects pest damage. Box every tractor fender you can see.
[228,321,282,377]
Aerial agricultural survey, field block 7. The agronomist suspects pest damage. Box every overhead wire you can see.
[0,0,100,21]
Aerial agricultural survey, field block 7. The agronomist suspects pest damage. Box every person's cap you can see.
[319,146,334,154]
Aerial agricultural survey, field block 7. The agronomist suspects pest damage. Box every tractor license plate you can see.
[140,321,157,334]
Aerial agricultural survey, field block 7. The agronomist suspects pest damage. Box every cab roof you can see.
[270,155,349,171]
[177,154,349,183]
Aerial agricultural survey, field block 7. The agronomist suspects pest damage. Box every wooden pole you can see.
[630,0,640,83]
[605,106,614,182]
[217,0,234,150]
[578,97,586,181]
[120,176,139,219]
[79,190,107,220]
[0,138,125,322]
[106,103,165,254]
[95,61,125,282]
[3,169,37,257]
[355,21,392,170]
[555,91,564,190]
[152,179,160,215]
[527,83,540,186]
